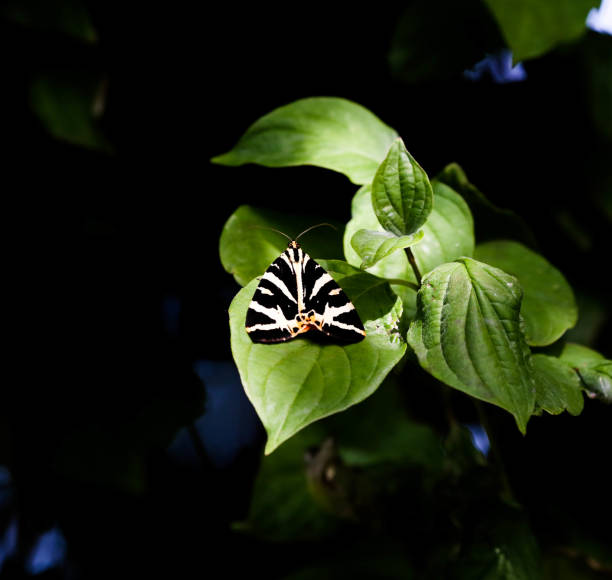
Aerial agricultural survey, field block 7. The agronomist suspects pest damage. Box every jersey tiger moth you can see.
[245,230,366,344]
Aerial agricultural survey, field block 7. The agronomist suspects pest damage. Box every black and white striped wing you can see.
[245,250,300,343]
[302,253,366,344]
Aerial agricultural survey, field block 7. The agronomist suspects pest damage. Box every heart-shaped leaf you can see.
[230,262,406,453]
[220,205,343,286]
[371,138,433,236]
[474,240,577,346]
[211,97,398,185]
[407,258,535,433]
[532,354,584,416]
[350,228,424,270]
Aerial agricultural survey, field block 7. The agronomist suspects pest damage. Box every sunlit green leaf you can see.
[407,258,535,433]
[212,97,398,185]
[532,354,584,416]
[474,240,577,346]
[230,264,406,454]
[482,0,598,62]
[351,228,424,270]
[219,205,343,287]
[371,138,433,236]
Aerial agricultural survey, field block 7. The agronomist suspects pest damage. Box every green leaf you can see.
[30,71,111,152]
[436,163,535,247]
[219,205,343,287]
[345,182,474,282]
[230,264,406,454]
[482,0,598,62]
[371,138,433,236]
[211,97,398,185]
[474,241,577,346]
[351,228,424,270]
[416,181,474,275]
[532,354,584,416]
[559,343,612,403]
[407,258,535,433]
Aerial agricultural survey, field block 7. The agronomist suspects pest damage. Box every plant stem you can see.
[385,278,420,292]
[405,247,422,286]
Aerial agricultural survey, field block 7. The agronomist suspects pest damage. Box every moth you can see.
[245,226,366,344]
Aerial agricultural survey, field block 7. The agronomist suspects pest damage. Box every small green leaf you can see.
[371,138,433,236]
[211,97,398,185]
[482,0,598,62]
[219,205,343,287]
[474,240,577,346]
[559,343,612,403]
[532,354,584,416]
[344,185,413,282]
[230,263,406,454]
[407,258,535,433]
[351,228,424,270]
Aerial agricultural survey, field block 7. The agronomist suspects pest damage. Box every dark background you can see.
[2,2,611,578]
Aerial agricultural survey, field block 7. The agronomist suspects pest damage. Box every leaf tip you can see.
[210,152,239,166]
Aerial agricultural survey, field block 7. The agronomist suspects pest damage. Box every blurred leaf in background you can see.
[1,0,97,43]
[482,0,599,62]
[29,70,112,152]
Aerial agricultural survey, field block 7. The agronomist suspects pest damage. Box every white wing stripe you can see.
[309,273,333,300]
[262,271,297,304]
[248,301,291,326]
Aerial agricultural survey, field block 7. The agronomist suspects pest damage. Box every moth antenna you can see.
[295,223,337,242]
[247,225,292,242]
